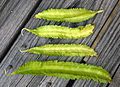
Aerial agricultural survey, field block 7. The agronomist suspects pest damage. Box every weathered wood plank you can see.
[73,0,120,86]
[109,66,120,87]
[0,0,8,10]
[0,0,119,87]
[0,0,81,87]
[0,0,42,61]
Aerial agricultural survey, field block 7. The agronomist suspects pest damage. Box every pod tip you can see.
[97,10,104,13]
[19,49,27,53]
[34,13,41,18]
[21,28,30,36]
[34,15,37,18]
[3,69,14,76]
[22,28,30,32]
[6,73,14,76]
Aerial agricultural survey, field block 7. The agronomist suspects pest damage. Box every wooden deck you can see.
[0,0,120,87]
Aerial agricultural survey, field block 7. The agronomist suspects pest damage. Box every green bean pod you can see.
[35,8,103,22]
[21,44,97,57]
[11,61,111,83]
[23,24,94,39]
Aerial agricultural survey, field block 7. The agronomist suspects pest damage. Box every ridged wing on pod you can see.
[23,24,94,39]
[35,8,103,22]
[11,61,111,83]
[21,44,97,57]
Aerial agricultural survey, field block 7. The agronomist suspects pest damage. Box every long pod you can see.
[11,61,111,83]
[35,8,103,22]
[23,24,94,39]
[21,44,97,57]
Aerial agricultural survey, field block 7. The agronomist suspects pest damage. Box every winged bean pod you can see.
[23,24,94,39]
[11,61,111,83]
[35,8,103,22]
[21,44,97,57]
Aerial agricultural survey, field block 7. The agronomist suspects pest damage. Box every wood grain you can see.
[0,0,42,61]
[109,66,120,87]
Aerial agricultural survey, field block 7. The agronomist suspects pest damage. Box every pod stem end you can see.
[21,28,30,36]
